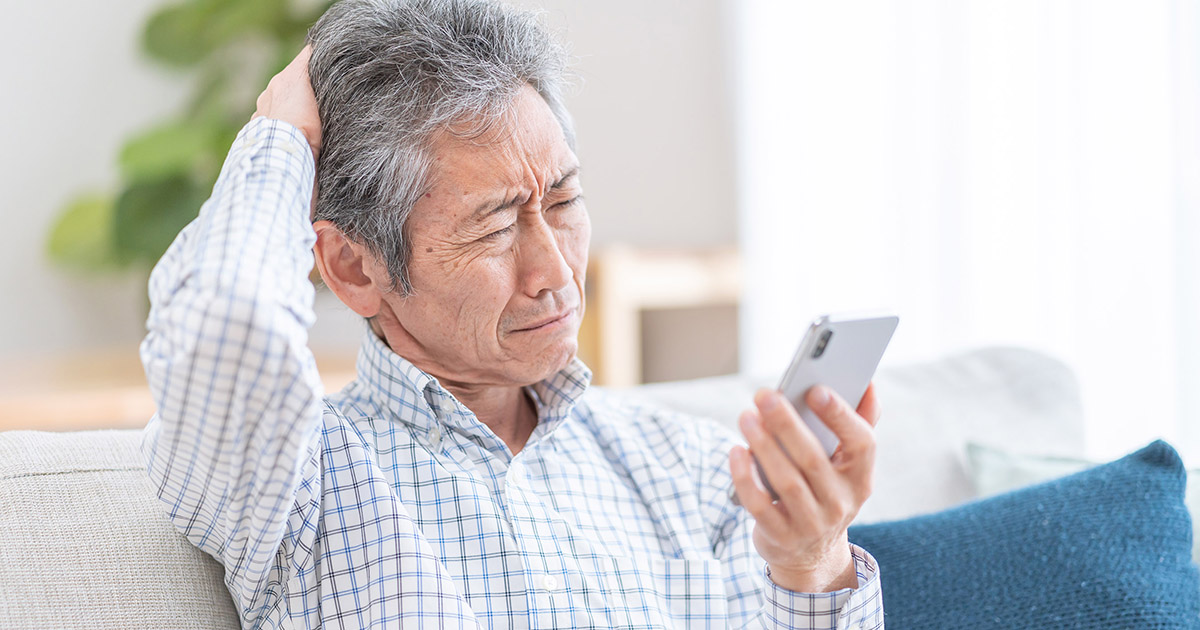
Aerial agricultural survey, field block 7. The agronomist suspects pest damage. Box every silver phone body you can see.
[734,313,898,505]
[778,313,899,457]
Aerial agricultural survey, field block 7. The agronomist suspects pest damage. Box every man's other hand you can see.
[729,383,881,593]
[254,46,322,162]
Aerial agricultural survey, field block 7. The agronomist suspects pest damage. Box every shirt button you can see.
[428,426,442,450]
[540,574,559,591]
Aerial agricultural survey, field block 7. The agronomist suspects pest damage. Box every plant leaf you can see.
[112,176,211,267]
[142,1,220,67]
[46,193,120,270]
[208,0,287,44]
[119,120,216,181]
[144,0,286,67]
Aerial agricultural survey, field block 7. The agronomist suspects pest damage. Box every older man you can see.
[141,0,885,627]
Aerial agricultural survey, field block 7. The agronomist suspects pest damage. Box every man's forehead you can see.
[463,165,580,219]
[427,140,574,198]
[426,129,576,209]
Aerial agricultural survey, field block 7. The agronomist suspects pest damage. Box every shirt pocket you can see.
[604,555,729,629]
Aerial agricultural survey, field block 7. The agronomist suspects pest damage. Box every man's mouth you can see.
[512,307,576,333]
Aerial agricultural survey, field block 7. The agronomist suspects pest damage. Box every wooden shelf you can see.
[0,348,356,432]
[578,246,741,387]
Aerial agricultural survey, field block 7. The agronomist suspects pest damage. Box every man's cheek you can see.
[457,298,505,341]
[554,228,588,265]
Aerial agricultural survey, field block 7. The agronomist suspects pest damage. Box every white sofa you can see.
[0,347,1085,628]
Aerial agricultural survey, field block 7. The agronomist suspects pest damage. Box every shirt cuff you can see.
[763,544,884,630]
[229,116,317,198]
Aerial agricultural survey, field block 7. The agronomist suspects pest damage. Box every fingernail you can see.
[811,385,831,408]
[756,390,779,411]
[738,410,760,436]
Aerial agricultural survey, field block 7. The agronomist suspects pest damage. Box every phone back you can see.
[778,314,899,455]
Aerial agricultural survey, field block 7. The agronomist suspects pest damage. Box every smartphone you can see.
[734,313,898,504]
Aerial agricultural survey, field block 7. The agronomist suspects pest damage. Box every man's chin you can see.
[518,338,578,384]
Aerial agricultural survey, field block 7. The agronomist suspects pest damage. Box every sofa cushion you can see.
[849,440,1200,629]
[0,430,239,629]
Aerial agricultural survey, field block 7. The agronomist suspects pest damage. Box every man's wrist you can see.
[767,545,857,593]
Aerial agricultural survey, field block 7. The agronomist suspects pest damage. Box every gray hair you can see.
[306,0,574,294]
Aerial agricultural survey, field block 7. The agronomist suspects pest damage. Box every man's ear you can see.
[313,220,388,318]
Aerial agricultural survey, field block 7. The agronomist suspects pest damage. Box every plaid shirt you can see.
[141,118,884,629]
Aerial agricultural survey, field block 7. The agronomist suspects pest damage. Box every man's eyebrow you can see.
[470,166,581,218]
[472,192,524,219]
[549,166,580,191]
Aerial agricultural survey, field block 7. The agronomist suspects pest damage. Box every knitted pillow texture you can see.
[849,440,1200,629]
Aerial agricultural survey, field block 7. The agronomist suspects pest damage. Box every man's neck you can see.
[443,382,539,455]
[368,317,540,455]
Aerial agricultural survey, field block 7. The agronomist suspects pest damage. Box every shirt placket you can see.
[503,445,575,629]
[426,385,570,626]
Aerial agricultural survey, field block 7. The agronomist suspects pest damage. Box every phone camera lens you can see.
[812,330,833,358]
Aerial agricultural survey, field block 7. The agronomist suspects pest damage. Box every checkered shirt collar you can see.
[354,328,593,443]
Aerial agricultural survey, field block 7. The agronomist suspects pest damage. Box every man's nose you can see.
[518,219,572,298]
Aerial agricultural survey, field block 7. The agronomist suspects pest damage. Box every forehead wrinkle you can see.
[424,140,523,222]
[468,159,576,221]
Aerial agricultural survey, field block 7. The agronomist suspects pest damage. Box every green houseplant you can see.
[46,0,333,275]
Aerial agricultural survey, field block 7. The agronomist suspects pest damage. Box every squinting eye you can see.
[483,224,515,240]
[553,195,583,209]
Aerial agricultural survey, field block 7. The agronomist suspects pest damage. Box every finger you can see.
[856,382,881,428]
[805,385,876,482]
[294,45,313,69]
[752,389,839,503]
[729,446,789,531]
[276,45,312,80]
[738,409,820,519]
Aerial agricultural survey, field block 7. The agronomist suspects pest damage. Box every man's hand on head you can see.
[729,383,881,594]
[254,46,323,163]
[253,46,322,219]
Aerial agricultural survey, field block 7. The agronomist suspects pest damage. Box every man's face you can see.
[375,85,590,389]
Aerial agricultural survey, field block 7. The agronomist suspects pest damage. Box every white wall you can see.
[0,0,738,359]
[0,0,188,357]
[733,0,1200,462]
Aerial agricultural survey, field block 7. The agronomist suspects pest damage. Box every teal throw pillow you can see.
[849,440,1200,629]
[966,441,1200,567]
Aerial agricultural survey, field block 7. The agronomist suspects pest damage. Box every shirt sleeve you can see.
[139,117,326,623]
[762,544,884,629]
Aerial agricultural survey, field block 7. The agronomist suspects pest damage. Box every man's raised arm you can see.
[140,49,326,618]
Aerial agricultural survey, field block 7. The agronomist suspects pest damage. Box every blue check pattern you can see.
[140,118,884,629]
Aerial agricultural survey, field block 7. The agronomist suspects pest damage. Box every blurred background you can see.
[0,0,1196,464]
